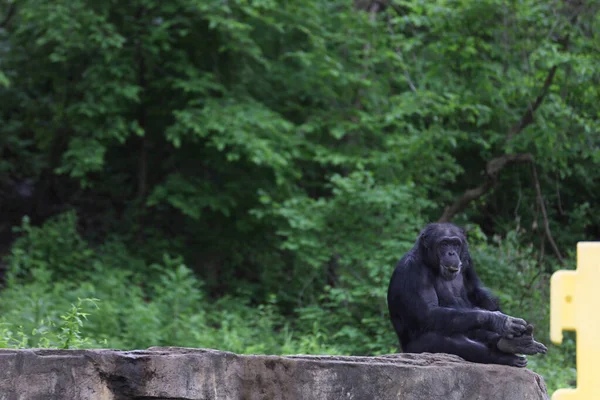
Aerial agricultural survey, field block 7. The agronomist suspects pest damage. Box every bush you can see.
[0,211,576,395]
[0,212,343,354]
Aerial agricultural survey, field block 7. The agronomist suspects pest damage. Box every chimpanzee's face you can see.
[419,223,467,280]
[436,236,463,280]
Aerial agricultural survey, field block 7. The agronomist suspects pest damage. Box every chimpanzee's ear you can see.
[419,233,428,248]
[418,225,431,248]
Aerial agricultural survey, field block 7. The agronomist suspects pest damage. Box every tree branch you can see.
[439,154,533,222]
[530,162,564,265]
[508,65,558,139]
[349,0,386,118]
[0,4,15,29]
[439,61,558,223]
[135,6,148,201]
[438,3,584,223]
[439,36,568,222]
[354,0,389,13]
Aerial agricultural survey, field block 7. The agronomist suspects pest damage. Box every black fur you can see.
[386,223,545,367]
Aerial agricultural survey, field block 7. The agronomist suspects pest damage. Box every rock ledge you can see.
[0,347,548,399]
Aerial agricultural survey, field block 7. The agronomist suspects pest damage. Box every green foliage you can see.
[0,214,345,354]
[255,171,432,353]
[527,331,577,395]
[0,0,597,396]
[9,212,93,281]
[0,297,102,350]
[0,208,576,395]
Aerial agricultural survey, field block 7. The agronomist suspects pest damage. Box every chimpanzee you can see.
[387,223,547,367]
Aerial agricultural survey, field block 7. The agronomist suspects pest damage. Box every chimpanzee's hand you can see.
[492,312,528,339]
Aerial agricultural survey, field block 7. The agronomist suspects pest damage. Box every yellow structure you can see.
[550,242,600,399]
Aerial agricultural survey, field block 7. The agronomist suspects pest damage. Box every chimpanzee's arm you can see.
[397,282,504,335]
[464,265,501,311]
[387,263,526,337]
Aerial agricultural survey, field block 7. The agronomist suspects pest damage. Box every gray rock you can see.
[0,347,548,400]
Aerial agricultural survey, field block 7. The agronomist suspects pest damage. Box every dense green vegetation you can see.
[0,0,597,394]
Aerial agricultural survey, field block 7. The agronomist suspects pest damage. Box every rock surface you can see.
[0,347,548,399]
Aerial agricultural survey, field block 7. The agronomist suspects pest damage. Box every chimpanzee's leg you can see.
[405,332,527,367]
[467,329,501,349]
[469,327,547,355]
